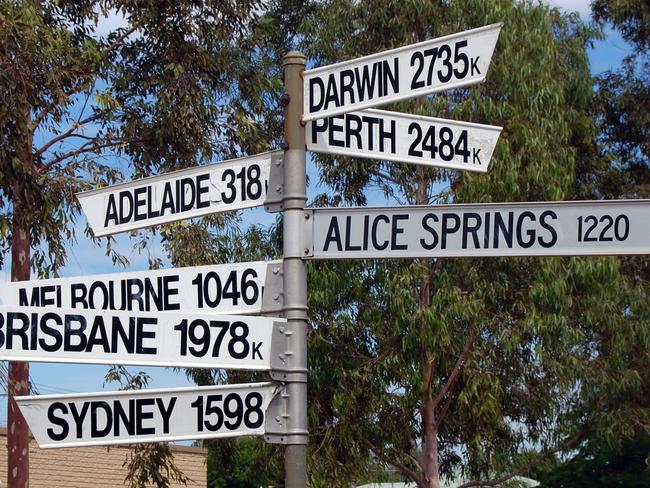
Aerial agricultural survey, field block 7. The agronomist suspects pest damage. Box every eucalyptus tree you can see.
[0,1,278,486]
[288,1,648,487]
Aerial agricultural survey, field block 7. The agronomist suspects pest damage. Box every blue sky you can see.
[0,0,636,425]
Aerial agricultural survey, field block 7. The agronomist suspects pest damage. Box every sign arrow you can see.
[306,108,501,172]
[305,200,650,259]
[303,23,502,121]
[17,382,281,448]
[0,306,285,370]
[0,260,283,316]
[78,151,283,237]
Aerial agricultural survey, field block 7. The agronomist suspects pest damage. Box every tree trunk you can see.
[8,169,31,488]
[416,165,440,488]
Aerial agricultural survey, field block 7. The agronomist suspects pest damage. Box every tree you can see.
[589,0,649,198]
[269,1,650,487]
[0,1,276,485]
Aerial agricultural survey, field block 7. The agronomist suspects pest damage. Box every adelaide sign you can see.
[78,151,282,237]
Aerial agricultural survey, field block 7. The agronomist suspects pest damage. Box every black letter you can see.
[47,403,69,441]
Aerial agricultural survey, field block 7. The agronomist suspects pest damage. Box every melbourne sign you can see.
[0,260,282,316]
[303,23,502,120]
[306,108,501,171]
[307,200,650,259]
[0,306,283,370]
[17,382,280,448]
[78,151,282,236]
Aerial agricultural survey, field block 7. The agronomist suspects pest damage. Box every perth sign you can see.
[17,382,281,448]
[78,151,283,237]
[307,108,501,172]
[0,260,283,316]
[306,200,650,259]
[0,306,284,370]
[303,23,502,120]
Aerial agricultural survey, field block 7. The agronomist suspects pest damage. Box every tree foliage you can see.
[1,1,285,486]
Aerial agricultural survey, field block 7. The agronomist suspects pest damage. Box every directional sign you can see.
[0,306,284,370]
[306,200,650,259]
[78,151,283,237]
[307,109,501,172]
[17,382,280,448]
[0,260,283,316]
[303,23,502,121]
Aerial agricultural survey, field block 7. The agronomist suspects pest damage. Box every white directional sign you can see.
[78,151,283,237]
[306,200,650,259]
[0,306,283,370]
[303,23,502,121]
[17,382,280,448]
[307,109,501,172]
[0,260,282,316]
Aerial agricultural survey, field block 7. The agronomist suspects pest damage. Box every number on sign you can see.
[174,319,258,359]
[408,124,470,162]
[577,215,629,242]
[410,39,475,89]
[221,164,263,204]
[191,392,264,432]
[192,269,260,308]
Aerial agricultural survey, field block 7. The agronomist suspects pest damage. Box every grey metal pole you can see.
[282,51,308,488]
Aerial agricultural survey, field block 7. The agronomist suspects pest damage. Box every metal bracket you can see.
[269,321,307,382]
[302,210,314,258]
[264,153,284,213]
[264,382,308,444]
[261,262,284,315]
[264,382,289,444]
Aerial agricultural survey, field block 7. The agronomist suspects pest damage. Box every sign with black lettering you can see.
[0,306,283,370]
[306,200,650,259]
[17,382,280,447]
[307,109,501,172]
[78,151,282,237]
[303,23,502,121]
[0,261,282,316]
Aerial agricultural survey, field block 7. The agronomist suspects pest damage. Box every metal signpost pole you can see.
[281,51,309,487]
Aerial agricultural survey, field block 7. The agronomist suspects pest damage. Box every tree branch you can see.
[455,429,586,488]
[38,139,138,173]
[32,22,140,129]
[361,438,421,484]
[34,114,101,157]
[432,328,477,411]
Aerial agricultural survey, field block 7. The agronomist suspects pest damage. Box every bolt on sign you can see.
[0,260,283,316]
[305,200,650,259]
[303,23,502,121]
[17,382,281,448]
[78,151,283,237]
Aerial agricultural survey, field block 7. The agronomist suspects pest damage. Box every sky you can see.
[0,0,637,425]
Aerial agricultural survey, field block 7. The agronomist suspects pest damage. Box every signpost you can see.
[78,151,283,237]
[306,200,650,259]
[0,306,284,370]
[303,23,502,121]
[0,260,283,316]
[307,108,501,172]
[17,382,281,448]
